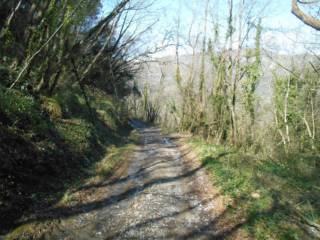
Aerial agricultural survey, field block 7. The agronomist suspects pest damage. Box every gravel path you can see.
[43,122,221,240]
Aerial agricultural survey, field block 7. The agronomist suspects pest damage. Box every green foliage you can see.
[0,0,133,97]
[0,86,46,131]
[56,119,95,154]
[226,8,234,41]
[129,84,160,123]
[255,19,262,66]
[0,84,131,233]
[188,137,319,239]
[208,39,219,70]
[175,65,183,89]
[41,96,62,119]
[4,129,138,239]
[243,63,260,123]
[0,0,140,234]
[0,64,11,86]
[273,65,319,151]
[243,20,262,126]
[1,28,15,50]
[94,142,135,178]
[54,89,88,118]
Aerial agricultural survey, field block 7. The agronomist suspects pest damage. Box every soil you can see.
[4,121,246,239]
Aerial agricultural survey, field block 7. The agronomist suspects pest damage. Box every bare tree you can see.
[292,0,320,30]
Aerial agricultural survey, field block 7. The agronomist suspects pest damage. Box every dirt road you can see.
[42,121,223,239]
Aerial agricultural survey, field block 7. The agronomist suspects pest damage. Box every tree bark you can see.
[292,0,320,30]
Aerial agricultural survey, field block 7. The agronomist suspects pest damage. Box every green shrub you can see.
[54,90,87,118]
[0,65,10,86]
[55,118,95,154]
[188,137,320,239]
[0,87,42,127]
[41,96,62,119]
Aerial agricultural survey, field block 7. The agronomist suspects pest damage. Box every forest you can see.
[0,0,319,239]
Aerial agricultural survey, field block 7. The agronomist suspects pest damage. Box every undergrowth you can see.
[0,85,134,234]
[188,137,320,240]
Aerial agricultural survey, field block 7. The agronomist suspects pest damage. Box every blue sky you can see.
[101,0,304,29]
[101,0,319,55]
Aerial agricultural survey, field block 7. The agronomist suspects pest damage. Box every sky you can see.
[101,0,320,56]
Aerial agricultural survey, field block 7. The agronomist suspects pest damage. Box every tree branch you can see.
[292,0,320,30]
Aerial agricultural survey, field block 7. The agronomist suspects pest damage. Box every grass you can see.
[0,85,136,235]
[4,131,139,240]
[59,130,139,206]
[188,137,320,239]
[60,129,139,206]
[94,142,136,179]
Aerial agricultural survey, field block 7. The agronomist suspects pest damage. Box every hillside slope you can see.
[0,86,133,234]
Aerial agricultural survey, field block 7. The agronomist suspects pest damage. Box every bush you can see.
[54,89,87,118]
[0,65,10,86]
[41,96,62,119]
[0,86,43,128]
[55,118,95,155]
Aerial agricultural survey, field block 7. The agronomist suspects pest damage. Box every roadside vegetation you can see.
[131,1,320,239]
[1,0,320,239]
[5,128,139,240]
[0,85,135,234]
[189,137,319,239]
[0,0,150,235]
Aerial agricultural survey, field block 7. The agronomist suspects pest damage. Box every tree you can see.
[243,19,262,127]
[291,0,320,30]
